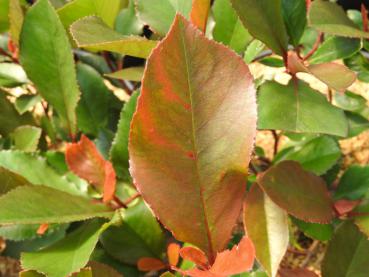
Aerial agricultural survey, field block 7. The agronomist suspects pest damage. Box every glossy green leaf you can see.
[135,0,192,36]
[11,125,41,152]
[258,80,348,137]
[8,0,24,46]
[57,0,122,29]
[335,165,369,200]
[0,150,84,196]
[0,0,9,32]
[105,67,144,82]
[309,0,369,39]
[0,186,113,224]
[22,220,110,277]
[212,0,251,54]
[14,95,42,115]
[230,0,288,55]
[0,63,28,87]
[110,91,138,180]
[244,40,265,64]
[129,15,257,260]
[20,0,80,134]
[101,200,165,265]
[0,93,34,136]
[282,0,307,47]
[76,63,110,136]
[258,161,334,223]
[0,167,30,195]
[344,53,369,83]
[115,0,143,36]
[346,112,369,138]
[244,185,289,277]
[275,136,341,175]
[334,91,367,112]
[71,16,157,59]
[292,217,333,241]
[309,37,361,64]
[322,221,369,277]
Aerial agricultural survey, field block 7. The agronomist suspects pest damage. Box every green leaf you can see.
[115,0,143,36]
[335,165,369,200]
[20,0,80,134]
[22,220,111,277]
[244,40,265,64]
[258,161,334,223]
[129,15,257,259]
[212,0,251,54]
[257,80,348,137]
[244,185,289,277]
[0,167,30,195]
[0,93,35,136]
[309,37,361,64]
[0,186,113,224]
[230,0,288,55]
[76,63,110,137]
[57,0,122,29]
[0,224,67,242]
[0,0,9,32]
[259,57,284,68]
[334,91,367,112]
[292,217,333,241]
[11,125,41,152]
[14,95,42,115]
[0,150,85,196]
[309,0,369,39]
[135,0,192,36]
[100,200,165,265]
[88,261,123,277]
[0,63,28,87]
[322,221,369,277]
[344,53,369,83]
[274,136,341,175]
[8,0,24,46]
[70,16,157,59]
[110,92,138,180]
[281,0,307,47]
[105,67,144,82]
[346,112,369,138]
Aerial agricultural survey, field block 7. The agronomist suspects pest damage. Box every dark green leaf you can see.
[292,217,333,241]
[346,112,369,137]
[335,165,369,200]
[344,53,369,83]
[282,0,307,47]
[0,167,30,195]
[259,57,284,68]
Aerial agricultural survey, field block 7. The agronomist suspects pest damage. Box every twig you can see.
[300,240,319,267]
[271,130,280,157]
[251,50,273,63]
[303,32,323,61]
[123,192,141,206]
[327,88,333,103]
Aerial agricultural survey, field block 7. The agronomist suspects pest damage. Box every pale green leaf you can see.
[105,67,144,82]
[11,125,41,152]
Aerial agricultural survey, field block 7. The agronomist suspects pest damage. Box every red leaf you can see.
[36,223,49,235]
[66,135,116,202]
[190,0,211,32]
[137,257,166,272]
[129,14,256,261]
[279,268,319,277]
[167,243,181,267]
[334,199,361,216]
[180,246,209,269]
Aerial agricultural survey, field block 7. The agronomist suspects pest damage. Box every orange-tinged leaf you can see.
[129,15,256,261]
[180,246,209,269]
[137,257,166,272]
[279,268,319,277]
[190,0,211,32]
[167,243,181,267]
[36,223,49,235]
[334,199,361,216]
[66,135,116,202]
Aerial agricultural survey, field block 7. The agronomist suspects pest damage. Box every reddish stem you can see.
[303,32,323,61]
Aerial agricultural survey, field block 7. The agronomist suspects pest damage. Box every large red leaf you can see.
[129,14,256,261]
[258,161,334,223]
[66,135,116,202]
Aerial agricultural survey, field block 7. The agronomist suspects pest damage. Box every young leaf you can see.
[322,221,369,277]
[244,185,289,277]
[70,16,157,59]
[167,243,180,267]
[180,246,209,269]
[110,91,139,181]
[11,125,41,152]
[230,0,289,55]
[335,165,369,200]
[257,80,348,137]
[8,0,24,46]
[20,0,80,135]
[22,220,111,277]
[105,67,144,82]
[135,0,192,36]
[309,0,369,39]
[258,161,334,223]
[66,135,116,202]
[212,0,251,54]
[137,257,166,271]
[129,15,257,260]
[0,186,113,224]
[281,0,307,47]
[190,0,211,33]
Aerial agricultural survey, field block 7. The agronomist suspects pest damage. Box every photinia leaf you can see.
[244,185,289,277]
[88,261,123,277]
[66,135,116,202]
[115,0,143,36]
[322,221,369,277]
[11,125,41,152]
[258,161,334,223]
[190,0,211,33]
[279,268,319,277]
[15,95,42,115]
[137,257,166,272]
[0,186,113,224]
[292,217,334,241]
[70,16,157,59]
[334,199,361,216]
[20,0,80,135]
[230,0,289,55]
[334,165,369,200]
[257,80,348,137]
[0,0,9,32]
[8,0,23,46]
[346,112,369,138]
[344,52,369,83]
[281,0,307,47]
[0,167,30,195]
[135,0,192,36]
[105,67,144,82]
[167,243,180,267]
[334,91,367,112]
[129,15,257,260]
[0,63,28,87]
[180,246,209,269]
[22,220,111,277]
[309,0,369,39]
